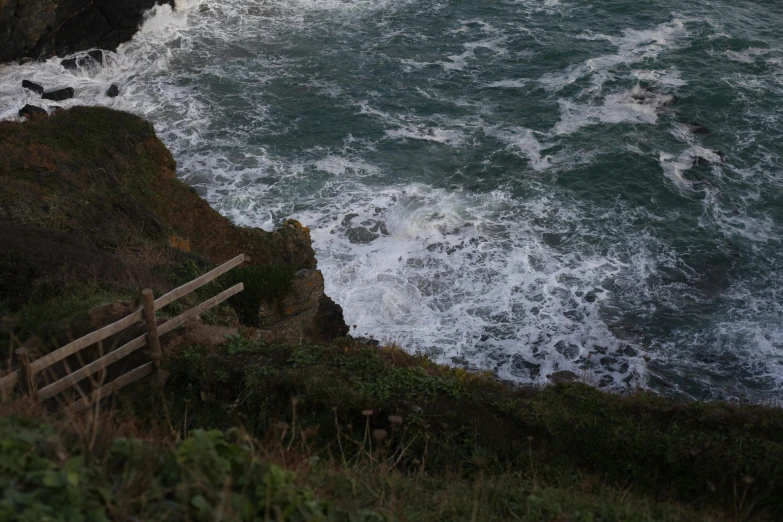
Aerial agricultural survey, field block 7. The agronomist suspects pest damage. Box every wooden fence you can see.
[0,253,249,412]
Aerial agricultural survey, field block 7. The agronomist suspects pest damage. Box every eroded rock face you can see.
[0,0,174,63]
[257,269,324,341]
[254,269,348,343]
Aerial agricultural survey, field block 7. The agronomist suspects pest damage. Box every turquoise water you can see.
[2,0,783,400]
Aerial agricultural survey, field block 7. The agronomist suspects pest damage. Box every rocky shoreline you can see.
[0,0,174,63]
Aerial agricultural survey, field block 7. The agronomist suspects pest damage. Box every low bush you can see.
[219,264,298,326]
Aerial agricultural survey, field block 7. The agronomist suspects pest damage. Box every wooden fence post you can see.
[141,289,162,372]
[15,348,36,400]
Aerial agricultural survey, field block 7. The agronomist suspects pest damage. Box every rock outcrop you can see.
[18,104,46,119]
[256,269,349,342]
[0,0,174,63]
[0,106,348,343]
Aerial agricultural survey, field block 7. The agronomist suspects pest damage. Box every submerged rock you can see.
[62,50,104,70]
[107,84,120,97]
[346,226,379,244]
[21,80,44,95]
[42,87,74,101]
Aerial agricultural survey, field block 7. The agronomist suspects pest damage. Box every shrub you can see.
[220,264,298,326]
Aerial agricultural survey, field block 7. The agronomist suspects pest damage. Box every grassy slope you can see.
[4,333,782,520]
[131,335,783,520]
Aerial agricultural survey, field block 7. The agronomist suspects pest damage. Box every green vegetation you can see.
[0,416,384,521]
[0,107,318,324]
[4,334,779,520]
[6,283,129,342]
[131,336,783,520]
[219,264,299,326]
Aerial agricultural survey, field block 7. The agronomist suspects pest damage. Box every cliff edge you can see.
[0,106,348,342]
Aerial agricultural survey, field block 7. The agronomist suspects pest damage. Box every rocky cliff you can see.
[0,106,348,342]
[0,0,173,62]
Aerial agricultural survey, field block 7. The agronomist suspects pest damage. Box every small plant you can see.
[223,334,266,355]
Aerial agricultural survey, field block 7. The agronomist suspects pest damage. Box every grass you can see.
[6,283,130,342]
[118,335,783,520]
[0,414,386,522]
[2,297,782,520]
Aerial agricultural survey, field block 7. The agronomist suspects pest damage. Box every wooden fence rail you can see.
[0,253,249,412]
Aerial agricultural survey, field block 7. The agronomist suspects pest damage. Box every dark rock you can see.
[510,354,541,379]
[622,345,639,357]
[352,336,380,347]
[1,0,176,63]
[62,51,103,70]
[107,84,120,97]
[88,50,103,64]
[309,294,350,342]
[346,226,379,244]
[549,370,578,384]
[22,80,44,95]
[687,122,711,135]
[555,340,580,360]
[257,269,319,334]
[341,213,359,225]
[18,104,47,119]
[42,87,74,101]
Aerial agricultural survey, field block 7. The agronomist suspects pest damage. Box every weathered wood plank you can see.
[72,362,154,413]
[158,283,244,336]
[154,254,248,311]
[30,309,144,375]
[142,289,162,370]
[15,348,36,399]
[37,334,147,401]
[0,370,20,392]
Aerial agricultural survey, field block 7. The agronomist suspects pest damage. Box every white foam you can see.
[725,48,769,64]
[553,85,674,135]
[539,19,688,92]
[315,156,381,177]
[440,37,509,71]
[299,182,641,387]
[484,126,554,171]
[658,146,723,190]
[632,68,687,87]
[485,78,529,88]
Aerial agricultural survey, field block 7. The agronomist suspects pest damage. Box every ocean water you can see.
[2,0,782,401]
